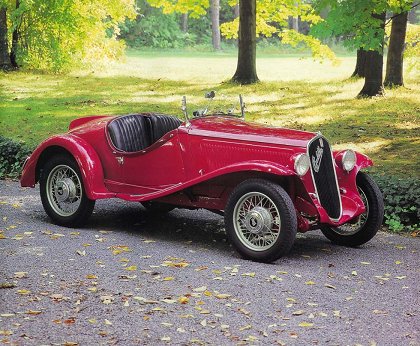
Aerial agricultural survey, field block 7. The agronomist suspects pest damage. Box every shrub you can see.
[0,136,31,179]
[372,173,420,233]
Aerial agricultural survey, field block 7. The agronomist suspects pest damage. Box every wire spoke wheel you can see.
[46,165,82,217]
[234,192,281,251]
[40,155,95,227]
[320,172,384,247]
[331,187,369,236]
[225,179,297,263]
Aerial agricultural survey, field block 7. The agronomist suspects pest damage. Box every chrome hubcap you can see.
[46,165,82,217]
[233,192,281,251]
[244,206,273,235]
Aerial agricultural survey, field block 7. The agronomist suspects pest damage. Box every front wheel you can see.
[321,172,384,246]
[224,179,297,263]
[40,155,95,227]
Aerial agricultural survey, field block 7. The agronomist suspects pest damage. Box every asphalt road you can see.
[0,180,419,346]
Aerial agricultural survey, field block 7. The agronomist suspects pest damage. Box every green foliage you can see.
[0,136,31,178]
[121,11,190,48]
[372,173,419,232]
[220,0,337,62]
[5,0,136,72]
[311,0,413,52]
[404,24,420,73]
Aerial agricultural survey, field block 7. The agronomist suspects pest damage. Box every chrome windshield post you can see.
[181,96,190,125]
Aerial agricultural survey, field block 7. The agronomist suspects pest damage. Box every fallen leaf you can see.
[305,281,316,285]
[0,282,16,289]
[200,319,207,327]
[17,289,31,295]
[193,286,207,292]
[215,293,231,299]
[14,272,28,279]
[178,296,189,304]
[125,266,137,271]
[86,274,97,279]
[298,322,314,327]
[351,271,357,276]
[373,309,388,315]
[104,319,112,325]
[160,336,171,341]
[76,250,86,256]
[0,330,13,336]
[324,284,336,290]
[26,310,42,315]
[162,260,189,268]
[292,310,305,316]
[239,324,252,331]
[162,277,174,281]
[360,262,371,265]
[241,272,256,277]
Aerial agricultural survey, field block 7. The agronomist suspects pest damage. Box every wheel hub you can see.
[244,206,273,234]
[55,178,77,202]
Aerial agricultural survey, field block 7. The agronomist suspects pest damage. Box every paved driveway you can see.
[0,180,419,345]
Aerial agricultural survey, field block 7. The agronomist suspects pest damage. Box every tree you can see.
[211,0,221,50]
[358,11,386,97]
[231,0,258,84]
[351,49,368,78]
[3,0,136,72]
[384,10,409,87]
[0,6,12,70]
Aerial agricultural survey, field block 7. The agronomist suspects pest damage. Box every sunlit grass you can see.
[0,51,419,177]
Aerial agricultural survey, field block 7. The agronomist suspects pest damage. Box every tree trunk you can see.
[358,12,386,98]
[181,13,188,33]
[384,11,408,87]
[0,7,13,70]
[231,0,259,84]
[211,0,221,50]
[351,49,368,78]
[233,3,239,18]
[10,0,20,68]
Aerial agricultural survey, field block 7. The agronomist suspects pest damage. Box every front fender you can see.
[20,134,113,200]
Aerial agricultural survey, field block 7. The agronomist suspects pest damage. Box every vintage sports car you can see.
[21,93,384,262]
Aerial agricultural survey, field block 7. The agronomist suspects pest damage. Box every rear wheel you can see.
[40,155,95,227]
[321,172,383,246]
[224,179,297,263]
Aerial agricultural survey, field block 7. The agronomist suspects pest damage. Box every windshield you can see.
[182,93,245,119]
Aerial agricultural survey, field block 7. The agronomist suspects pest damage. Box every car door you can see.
[120,132,186,194]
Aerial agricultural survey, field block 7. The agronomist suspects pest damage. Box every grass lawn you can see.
[0,51,419,177]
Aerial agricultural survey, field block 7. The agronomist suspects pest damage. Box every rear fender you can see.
[20,135,112,200]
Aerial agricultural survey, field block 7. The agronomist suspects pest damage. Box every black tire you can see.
[141,201,175,213]
[321,172,384,246]
[224,179,297,263]
[40,155,95,227]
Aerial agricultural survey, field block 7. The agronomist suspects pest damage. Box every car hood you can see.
[187,116,316,147]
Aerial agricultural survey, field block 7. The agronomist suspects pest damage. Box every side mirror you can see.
[205,91,216,99]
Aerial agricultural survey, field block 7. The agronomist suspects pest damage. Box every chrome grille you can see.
[308,136,341,220]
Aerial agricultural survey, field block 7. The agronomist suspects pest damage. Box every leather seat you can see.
[107,114,182,153]
[148,114,183,143]
[107,114,151,152]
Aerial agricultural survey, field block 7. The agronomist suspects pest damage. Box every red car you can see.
[20,95,384,262]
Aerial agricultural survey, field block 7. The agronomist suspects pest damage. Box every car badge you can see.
[312,141,324,173]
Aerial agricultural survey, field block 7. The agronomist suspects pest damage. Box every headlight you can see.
[342,150,356,172]
[294,153,310,176]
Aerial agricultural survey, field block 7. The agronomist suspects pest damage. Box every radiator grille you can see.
[308,136,341,219]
